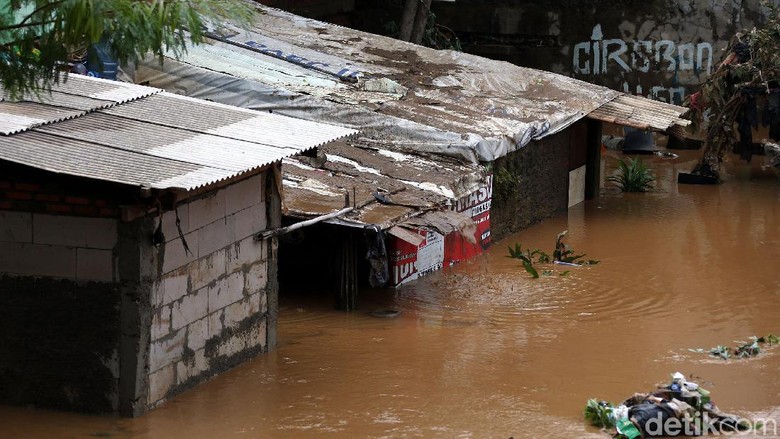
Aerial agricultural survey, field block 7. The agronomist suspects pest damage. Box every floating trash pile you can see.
[585,373,755,437]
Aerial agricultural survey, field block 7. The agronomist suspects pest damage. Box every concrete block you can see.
[187,316,210,351]
[248,292,261,315]
[225,175,263,216]
[0,242,76,278]
[233,203,267,241]
[161,272,189,306]
[148,364,175,405]
[32,214,117,249]
[172,289,208,331]
[223,298,252,330]
[76,248,114,282]
[188,190,226,231]
[0,211,32,242]
[197,215,236,257]
[226,235,264,274]
[245,261,268,294]
[248,318,267,350]
[149,328,186,372]
[161,232,198,274]
[216,332,248,358]
[208,271,244,312]
[208,310,223,339]
[190,248,227,292]
[161,204,189,243]
[176,348,209,385]
[151,306,172,341]
[259,291,267,314]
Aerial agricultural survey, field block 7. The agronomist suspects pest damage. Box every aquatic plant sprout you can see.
[607,157,656,192]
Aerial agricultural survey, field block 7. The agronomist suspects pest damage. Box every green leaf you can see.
[608,157,656,192]
[522,260,539,278]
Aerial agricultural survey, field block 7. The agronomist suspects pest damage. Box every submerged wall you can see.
[0,165,280,416]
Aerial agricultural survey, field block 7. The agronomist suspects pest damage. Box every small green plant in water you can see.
[554,230,599,265]
[508,231,598,278]
[689,334,778,360]
[607,157,656,192]
[584,399,615,428]
[507,243,540,278]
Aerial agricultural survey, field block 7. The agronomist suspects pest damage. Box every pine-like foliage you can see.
[0,0,256,98]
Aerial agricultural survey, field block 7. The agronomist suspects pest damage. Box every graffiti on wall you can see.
[572,24,714,103]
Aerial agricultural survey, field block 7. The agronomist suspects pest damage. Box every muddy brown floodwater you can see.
[2,150,780,438]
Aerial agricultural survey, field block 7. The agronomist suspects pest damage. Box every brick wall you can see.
[144,172,274,409]
[0,162,135,221]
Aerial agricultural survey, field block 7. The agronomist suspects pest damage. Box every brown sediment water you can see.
[2,150,779,438]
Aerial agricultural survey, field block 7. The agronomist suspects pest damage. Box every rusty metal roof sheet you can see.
[587,95,691,131]
[282,140,487,228]
[133,7,688,165]
[0,76,357,190]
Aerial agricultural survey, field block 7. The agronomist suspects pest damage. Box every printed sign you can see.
[453,174,492,249]
[389,175,494,286]
[390,230,445,286]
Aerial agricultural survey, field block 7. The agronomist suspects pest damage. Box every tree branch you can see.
[14,0,68,27]
[0,20,57,32]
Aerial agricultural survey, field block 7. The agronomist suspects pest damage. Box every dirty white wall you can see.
[146,172,272,409]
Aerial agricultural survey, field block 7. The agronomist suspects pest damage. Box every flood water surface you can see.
[3,152,780,438]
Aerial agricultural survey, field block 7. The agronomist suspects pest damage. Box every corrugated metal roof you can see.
[140,7,688,164]
[102,92,351,151]
[0,75,161,135]
[282,140,487,229]
[130,7,688,230]
[587,95,691,131]
[0,76,358,190]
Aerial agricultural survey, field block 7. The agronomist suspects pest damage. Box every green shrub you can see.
[607,157,656,192]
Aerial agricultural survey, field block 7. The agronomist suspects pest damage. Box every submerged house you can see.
[0,75,355,415]
[128,6,690,300]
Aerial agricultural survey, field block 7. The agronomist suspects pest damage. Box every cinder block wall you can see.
[145,172,274,409]
[0,212,117,281]
[0,212,121,412]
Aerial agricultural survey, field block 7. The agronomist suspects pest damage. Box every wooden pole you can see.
[255,207,353,240]
[410,0,433,45]
[398,0,418,41]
